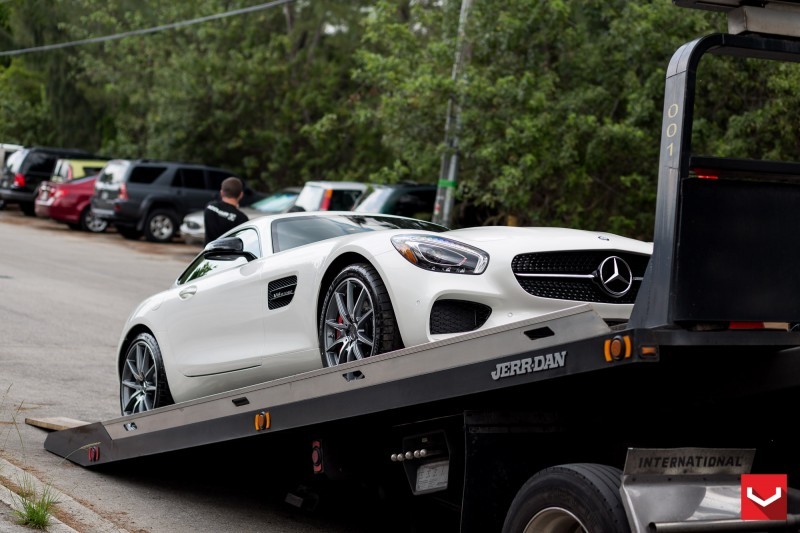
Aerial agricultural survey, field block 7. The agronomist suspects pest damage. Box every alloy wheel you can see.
[322,277,376,367]
[120,339,160,415]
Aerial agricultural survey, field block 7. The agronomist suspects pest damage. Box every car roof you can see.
[302,181,368,190]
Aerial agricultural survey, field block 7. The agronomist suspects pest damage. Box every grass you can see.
[11,474,57,530]
[1,384,58,530]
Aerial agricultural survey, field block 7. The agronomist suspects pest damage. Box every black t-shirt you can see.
[204,200,249,244]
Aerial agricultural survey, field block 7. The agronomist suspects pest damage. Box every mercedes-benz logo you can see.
[597,256,633,297]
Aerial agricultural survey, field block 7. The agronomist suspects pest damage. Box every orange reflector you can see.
[640,345,658,357]
[603,335,631,362]
[254,411,271,431]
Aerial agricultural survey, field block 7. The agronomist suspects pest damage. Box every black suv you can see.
[91,159,259,243]
[0,146,100,216]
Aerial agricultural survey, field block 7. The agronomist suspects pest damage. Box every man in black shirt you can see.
[204,177,249,245]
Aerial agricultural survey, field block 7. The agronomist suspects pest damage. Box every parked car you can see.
[116,210,652,414]
[353,182,437,220]
[35,157,110,220]
[180,186,301,245]
[291,180,368,212]
[90,159,260,243]
[0,143,21,210]
[35,176,108,232]
[0,146,100,216]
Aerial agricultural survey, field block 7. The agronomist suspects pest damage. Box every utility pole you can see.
[432,0,471,228]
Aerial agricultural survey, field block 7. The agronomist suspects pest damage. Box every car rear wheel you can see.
[79,206,108,233]
[319,263,402,368]
[144,209,178,242]
[120,332,174,415]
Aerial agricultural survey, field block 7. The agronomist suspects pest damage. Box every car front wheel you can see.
[319,263,402,368]
[120,332,174,415]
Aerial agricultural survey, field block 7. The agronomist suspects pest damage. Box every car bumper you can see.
[0,188,35,203]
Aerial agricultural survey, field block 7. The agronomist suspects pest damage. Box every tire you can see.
[116,225,142,240]
[319,263,402,368]
[143,209,178,243]
[502,463,630,533]
[79,206,108,233]
[119,332,174,416]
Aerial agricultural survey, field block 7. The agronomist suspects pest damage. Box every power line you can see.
[0,0,295,57]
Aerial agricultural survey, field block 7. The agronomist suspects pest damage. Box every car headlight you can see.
[391,235,489,274]
[185,221,201,230]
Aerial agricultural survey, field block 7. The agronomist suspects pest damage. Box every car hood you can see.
[444,226,653,254]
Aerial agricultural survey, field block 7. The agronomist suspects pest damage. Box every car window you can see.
[233,227,261,258]
[98,161,130,184]
[51,160,69,183]
[354,188,392,213]
[329,189,362,211]
[207,170,230,191]
[293,186,324,211]
[176,227,260,285]
[394,190,435,219]
[250,191,299,214]
[173,168,205,189]
[128,165,167,184]
[5,149,25,173]
[176,255,249,285]
[271,214,448,253]
[24,152,55,174]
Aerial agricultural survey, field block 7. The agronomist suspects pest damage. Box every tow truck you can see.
[42,1,800,531]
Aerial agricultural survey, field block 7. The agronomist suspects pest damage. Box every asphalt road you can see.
[0,206,452,533]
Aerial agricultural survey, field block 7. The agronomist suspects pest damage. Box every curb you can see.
[0,458,128,532]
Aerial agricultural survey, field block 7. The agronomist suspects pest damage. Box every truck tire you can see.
[502,463,630,533]
[318,263,402,368]
[143,209,178,243]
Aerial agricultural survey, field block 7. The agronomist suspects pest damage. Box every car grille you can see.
[511,251,650,304]
[430,299,492,335]
[268,276,297,310]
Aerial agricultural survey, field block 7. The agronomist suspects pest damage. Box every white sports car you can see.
[119,211,652,415]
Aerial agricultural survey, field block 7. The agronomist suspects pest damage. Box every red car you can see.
[35,176,108,232]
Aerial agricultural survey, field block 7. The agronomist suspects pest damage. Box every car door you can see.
[172,166,213,216]
[158,227,267,381]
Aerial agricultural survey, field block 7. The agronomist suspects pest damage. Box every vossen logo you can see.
[491,351,566,381]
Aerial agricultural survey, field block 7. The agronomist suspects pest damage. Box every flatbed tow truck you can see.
[41,1,800,531]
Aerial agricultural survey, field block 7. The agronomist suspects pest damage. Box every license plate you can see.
[415,460,449,493]
[101,191,108,199]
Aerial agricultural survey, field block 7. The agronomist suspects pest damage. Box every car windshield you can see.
[354,188,393,213]
[272,214,448,253]
[251,191,299,213]
[4,149,26,174]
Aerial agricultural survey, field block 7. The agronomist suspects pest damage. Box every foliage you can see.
[0,1,797,237]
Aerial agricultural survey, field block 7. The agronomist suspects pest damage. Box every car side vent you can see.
[430,299,492,335]
[268,276,297,310]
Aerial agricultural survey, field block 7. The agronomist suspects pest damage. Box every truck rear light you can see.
[13,173,25,187]
[118,183,128,200]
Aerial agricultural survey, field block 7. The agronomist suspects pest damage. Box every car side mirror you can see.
[203,237,256,261]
